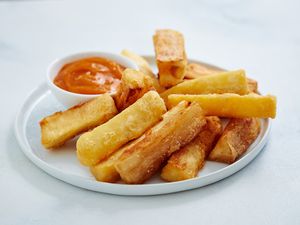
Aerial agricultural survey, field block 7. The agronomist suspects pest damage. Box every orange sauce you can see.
[54,57,125,94]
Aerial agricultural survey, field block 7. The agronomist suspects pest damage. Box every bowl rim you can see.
[46,51,138,98]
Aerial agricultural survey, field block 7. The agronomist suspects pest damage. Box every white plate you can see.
[14,57,271,196]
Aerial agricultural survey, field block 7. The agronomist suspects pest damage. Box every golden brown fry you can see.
[160,70,249,102]
[114,68,154,111]
[90,147,126,183]
[153,29,187,87]
[184,63,258,93]
[115,101,206,184]
[90,138,140,183]
[184,63,220,79]
[76,91,166,166]
[247,78,258,93]
[40,94,117,149]
[168,93,277,118]
[161,116,222,182]
[208,118,261,164]
[121,49,165,92]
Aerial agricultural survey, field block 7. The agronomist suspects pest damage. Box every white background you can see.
[1,0,300,224]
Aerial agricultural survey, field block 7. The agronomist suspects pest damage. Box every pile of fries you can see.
[40,29,277,184]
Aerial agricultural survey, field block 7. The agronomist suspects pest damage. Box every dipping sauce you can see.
[53,57,125,95]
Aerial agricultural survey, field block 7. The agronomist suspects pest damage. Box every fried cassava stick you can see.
[153,29,187,87]
[208,118,261,164]
[168,93,276,118]
[160,70,249,102]
[161,116,222,181]
[40,94,117,149]
[115,101,206,184]
[77,91,166,166]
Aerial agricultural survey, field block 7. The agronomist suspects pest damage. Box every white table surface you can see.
[1,0,299,224]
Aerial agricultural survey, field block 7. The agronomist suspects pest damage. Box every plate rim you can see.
[14,59,271,196]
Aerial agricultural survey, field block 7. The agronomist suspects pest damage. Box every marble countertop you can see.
[1,0,299,224]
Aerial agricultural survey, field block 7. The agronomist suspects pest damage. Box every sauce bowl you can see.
[47,51,138,108]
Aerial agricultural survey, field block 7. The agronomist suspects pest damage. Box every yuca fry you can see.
[121,49,154,77]
[90,146,127,183]
[90,138,140,183]
[153,29,187,87]
[184,63,220,79]
[247,78,258,93]
[121,49,164,92]
[160,70,249,102]
[40,94,117,149]
[161,116,222,182]
[184,63,258,92]
[76,91,166,166]
[114,68,154,111]
[115,101,206,184]
[168,93,277,118]
[208,118,261,164]
[90,149,124,183]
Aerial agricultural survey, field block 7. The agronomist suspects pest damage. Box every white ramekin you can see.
[47,51,138,108]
